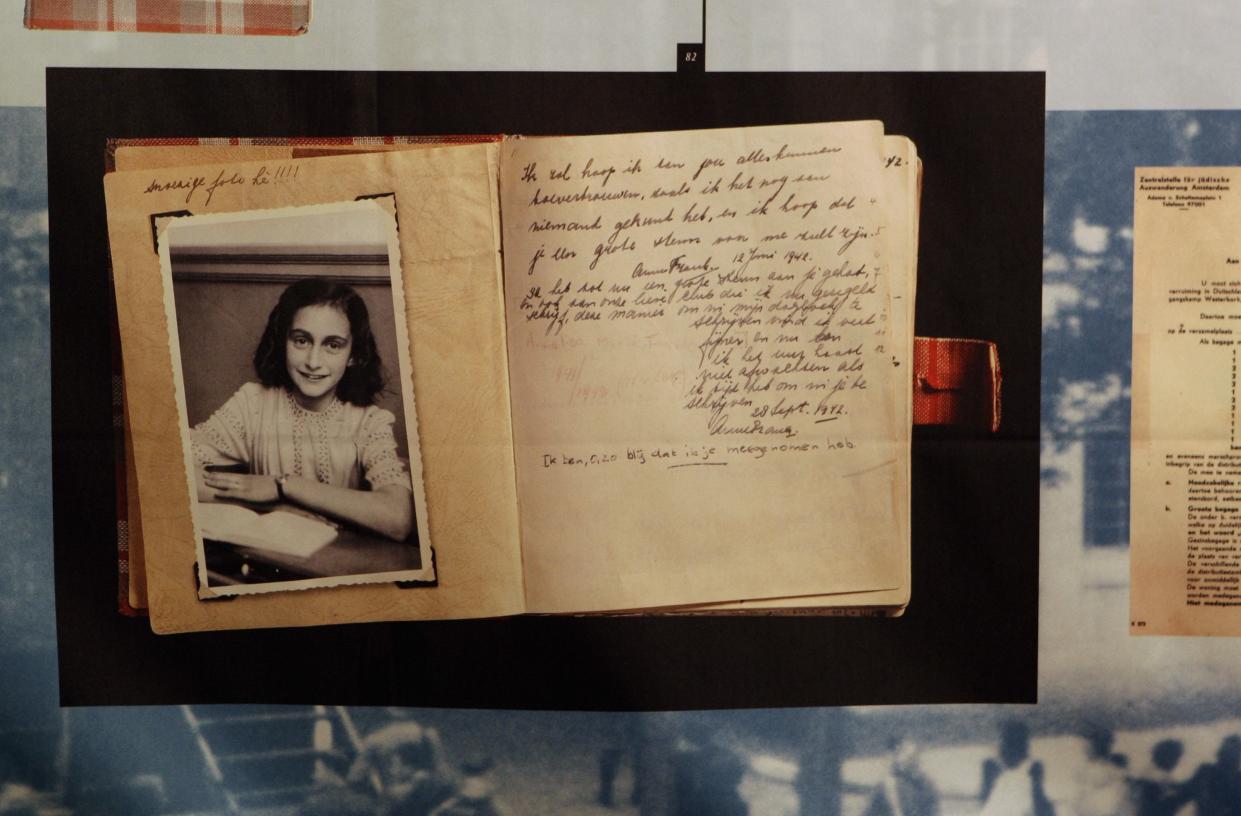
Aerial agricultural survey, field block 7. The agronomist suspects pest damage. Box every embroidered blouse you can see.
[191,382,410,491]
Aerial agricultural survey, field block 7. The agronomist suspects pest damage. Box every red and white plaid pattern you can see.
[912,337,1002,432]
[25,0,311,35]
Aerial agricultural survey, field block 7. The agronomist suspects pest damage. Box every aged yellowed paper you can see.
[105,145,525,632]
[112,142,453,611]
[686,134,918,614]
[1132,167,1241,635]
[500,122,907,613]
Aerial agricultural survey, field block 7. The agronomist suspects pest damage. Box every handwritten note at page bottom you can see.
[501,122,904,614]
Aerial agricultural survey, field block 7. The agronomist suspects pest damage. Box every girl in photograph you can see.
[192,277,414,541]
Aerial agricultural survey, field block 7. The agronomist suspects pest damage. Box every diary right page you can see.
[686,133,918,614]
[500,122,907,614]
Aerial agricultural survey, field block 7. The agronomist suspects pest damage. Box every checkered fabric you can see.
[25,0,311,35]
[912,337,1002,432]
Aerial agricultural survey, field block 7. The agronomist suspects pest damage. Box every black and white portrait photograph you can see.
[158,200,434,595]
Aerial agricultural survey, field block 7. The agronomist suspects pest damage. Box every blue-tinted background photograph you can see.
[8,0,1241,813]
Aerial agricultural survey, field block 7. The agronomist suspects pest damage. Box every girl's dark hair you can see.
[253,277,385,406]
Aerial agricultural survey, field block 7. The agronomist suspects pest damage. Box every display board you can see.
[48,68,1042,708]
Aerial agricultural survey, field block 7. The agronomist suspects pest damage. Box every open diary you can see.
[102,120,921,633]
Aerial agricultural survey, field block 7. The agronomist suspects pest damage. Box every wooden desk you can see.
[202,503,422,586]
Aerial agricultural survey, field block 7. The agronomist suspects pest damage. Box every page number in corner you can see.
[677,43,705,73]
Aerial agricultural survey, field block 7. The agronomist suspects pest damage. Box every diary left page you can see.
[104,145,526,632]
[110,138,495,612]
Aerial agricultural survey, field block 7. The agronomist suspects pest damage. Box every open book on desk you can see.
[197,503,337,559]
[103,120,920,633]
